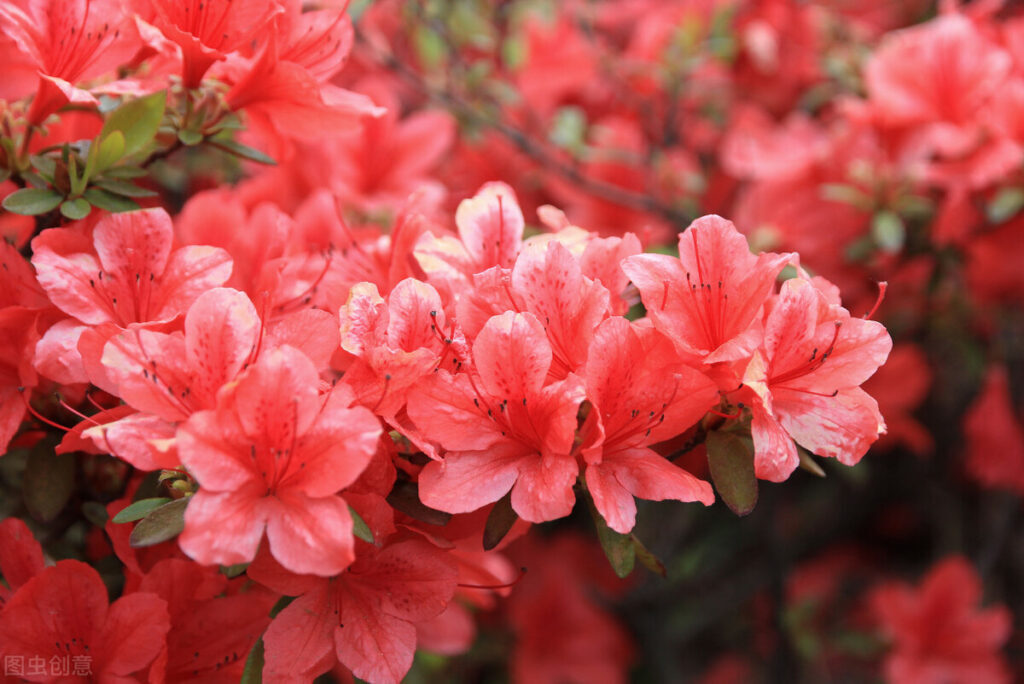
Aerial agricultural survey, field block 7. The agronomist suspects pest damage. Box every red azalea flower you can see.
[869,556,1012,684]
[178,345,381,576]
[622,214,791,365]
[250,535,458,684]
[743,277,891,481]
[0,560,170,683]
[409,311,586,523]
[964,365,1024,496]
[147,0,281,88]
[0,0,137,124]
[581,317,717,533]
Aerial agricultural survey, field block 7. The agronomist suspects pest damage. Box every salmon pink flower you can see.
[31,209,232,388]
[743,277,891,481]
[581,317,717,533]
[147,0,281,88]
[408,311,586,523]
[250,535,458,684]
[178,346,381,576]
[0,0,137,124]
[622,214,791,365]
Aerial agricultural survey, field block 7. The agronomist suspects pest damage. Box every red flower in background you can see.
[869,556,1012,684]
[964,365,1024,496]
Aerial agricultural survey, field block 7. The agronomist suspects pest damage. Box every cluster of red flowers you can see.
[0,0,1021,682]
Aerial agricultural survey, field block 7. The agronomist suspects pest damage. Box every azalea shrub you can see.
[0,0,1022,683]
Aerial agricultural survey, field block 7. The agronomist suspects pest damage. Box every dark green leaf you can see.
[81,501,109,527]
[60,198,92,220]
[21,171,49,189]
[631,534,667,578]
[23,448,75,522]
[100,91,166,157]
[3,188,63,215]
[209,138,277,165]
[29,154,56,180]
[706,430,758,516]
[240,637,264,684]
[112,497,172,523]
[587,496,635,578]
[177,129,203,146]
[483,491,517,550]
[269,595,295,618]
[83,187,140,213]
[350,504,374,544]
[129,497,188,547]
[386,480,452,526]
[102,165,147,179]
[93,178,158,197]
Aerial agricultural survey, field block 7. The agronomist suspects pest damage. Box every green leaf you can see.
[208,137,277,165]
[706,430,758,516]
[240,637,265,684]
[68,154,86,197]
[269,595,295,618]
[112,497,172,523]
[871,210,905,253]
[23,448,76,522]
[29,154,57,180]
[177,129,203,146]
[631,534,667,578]
[91,130,126,176]
[987,187,1024,224]
[81,501,109,527]
[92,178,158,197]
[587,496,635,578]
[350,505,374,544]
[385,480,452,526]
[2,188,63,215]
[102,165,147,179]
[100,91,166,158]
[83,187,140,213]
[129,497,188,547]
[220,562,249,578]
[483,491,517,551]
[21,171,49,189]
[60,198,92,220]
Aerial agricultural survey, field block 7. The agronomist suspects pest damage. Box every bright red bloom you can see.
[409,311,586,523]
[147,0,281,88]
[508,533,633,684]
[743,277,891,481]
[0,517,45,608]
[622,214,791,365]
[964,365,1024,496]
[0,560,170,682]
[0,307,40,455]
[0,0,137,124]
[869,556,1012,684]
[138,558,274,683]
[581,317,717,533]
[251,536,458,684]
[178,346,381,576]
